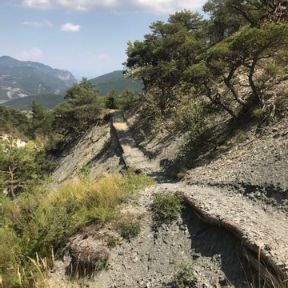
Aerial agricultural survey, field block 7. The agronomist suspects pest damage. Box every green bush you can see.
[117,220,141,240]
[173,263,197,288]
[151,192,183,223]
[0,172,153,287]
[0,227,22,287]
[106,235,120,248]
[252,108,266,119]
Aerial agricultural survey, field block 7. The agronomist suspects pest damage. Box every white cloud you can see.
[23,0,51,9]
[22,0,205,13]
[16,47,44,61]
[22,20,53,28]
[61,23,81,32]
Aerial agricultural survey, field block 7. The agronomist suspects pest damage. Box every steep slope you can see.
[0,56,76,103]
[111,111,288,278]
[49,109,288,287]
[90,71,143,95]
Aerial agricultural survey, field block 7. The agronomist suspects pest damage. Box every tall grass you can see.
[0,172,153,287]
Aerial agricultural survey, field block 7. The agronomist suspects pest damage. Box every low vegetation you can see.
[117,220,141,240]
[0,172,153,287]
[151,192,183,223]
[172,263,197,288]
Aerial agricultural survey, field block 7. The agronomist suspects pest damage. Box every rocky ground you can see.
[48,186,254,288]
[51,122,124,184]
[48,110,288,287]
[185,117,288,207]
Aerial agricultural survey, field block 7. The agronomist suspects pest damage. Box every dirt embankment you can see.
[51,122,124,184]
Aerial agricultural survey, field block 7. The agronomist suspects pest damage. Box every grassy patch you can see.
[0,171,153,287]
[151,192,183,224]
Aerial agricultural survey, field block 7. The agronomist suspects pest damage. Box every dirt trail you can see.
[112,111,161,175]
[112,110,288,284]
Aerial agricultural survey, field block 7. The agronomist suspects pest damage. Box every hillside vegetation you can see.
[90,71,143,96]
[3,93,65,111]
[2,71,142,110]
[125,1,288,124]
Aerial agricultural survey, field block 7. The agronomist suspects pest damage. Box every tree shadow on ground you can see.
[163,205,256,287]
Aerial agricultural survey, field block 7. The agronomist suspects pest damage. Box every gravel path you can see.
[112,110,288,284]
[94,186,252,288]
[112,111,161,175]
[48,111,288,287]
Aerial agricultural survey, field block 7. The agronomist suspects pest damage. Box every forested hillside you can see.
[125,1,288,121]
[90,71,143,95]
[0,56,76,103]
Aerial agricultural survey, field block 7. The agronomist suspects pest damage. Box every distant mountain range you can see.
[3,93,65,110]
[0,56,76,103]
[90,71,143,96]
[0,56,143,110]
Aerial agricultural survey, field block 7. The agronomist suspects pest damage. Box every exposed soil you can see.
[48,110,288,287]
[185,117,288,209]
[51,122,124,184]
[48,186,255,288]
[94,186,254,288]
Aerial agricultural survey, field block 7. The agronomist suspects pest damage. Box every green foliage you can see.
[151,192,183,223]
[53,79,101,141]
[125,10,205,98]
[0,227,22,287]
[90,70,143,96]
[117,220,141,240]
[0,106,30,138]
[78,165,91,180]
[116,90,138,108]
[173,263,196,288]
[105,90,117,109]
[26,197,83,257]
[172,97,206,133]
[184,61,209,81]
[252,108,266,119]
[126,3,288,120]
[106,235,119,248]
[3,93,65,111]
[28,101,54,138]
[0,140,43,198]
[0,172,153,287]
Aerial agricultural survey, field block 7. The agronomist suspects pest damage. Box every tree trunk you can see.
[248,57,264,107]
[204,84,237,118]
[224,78,247,106]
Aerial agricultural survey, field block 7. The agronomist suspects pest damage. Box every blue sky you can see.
[0,0,205,79]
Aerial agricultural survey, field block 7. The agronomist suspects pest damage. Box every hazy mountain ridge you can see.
[0,56,76,103]
[89,70,143,95]
[2,70,144,110]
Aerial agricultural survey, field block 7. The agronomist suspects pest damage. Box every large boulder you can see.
[68,237,110,278]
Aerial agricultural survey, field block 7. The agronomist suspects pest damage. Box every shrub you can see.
[0,227,21,287]
[151,192,183,223]
[117,220,141,240]
[252,108,266,119]
[173,263,197,288]
[106,235,120,248]
[0,172,153,287]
